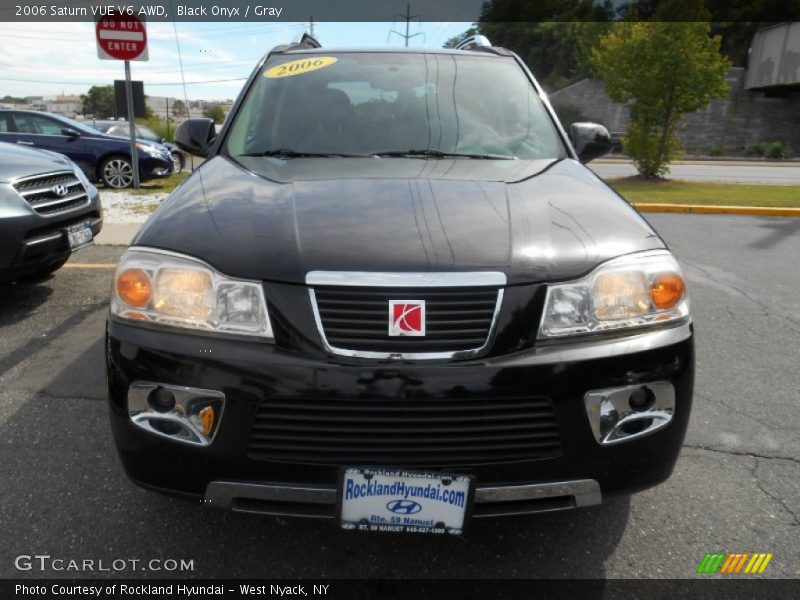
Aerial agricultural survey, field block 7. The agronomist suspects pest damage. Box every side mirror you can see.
[568,122,612,164]
[175,118,216,158]
[61,128,80,138]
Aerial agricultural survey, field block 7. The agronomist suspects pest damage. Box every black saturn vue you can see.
[106,35,694,535]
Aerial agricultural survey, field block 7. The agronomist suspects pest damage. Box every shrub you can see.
[745,142,769,157]
[708,146,723,156]
[766,141,786,159]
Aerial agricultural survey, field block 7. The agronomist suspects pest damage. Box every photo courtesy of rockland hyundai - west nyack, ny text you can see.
[1,1,800,599]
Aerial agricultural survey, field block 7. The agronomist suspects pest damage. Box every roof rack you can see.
[455,35,492,51]
[295,33,321,48]
[271,32,322,54]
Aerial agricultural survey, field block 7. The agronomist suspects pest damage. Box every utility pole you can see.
[309,15,314,37]
[388,3,423,47]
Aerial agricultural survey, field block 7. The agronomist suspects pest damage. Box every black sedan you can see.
[106,37,693,536]
[92,120,185,173]
[0,110,174,188]
[0,141,102,282]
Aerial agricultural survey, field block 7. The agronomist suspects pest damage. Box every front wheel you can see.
[101,156,134,189]
[171,152,185,173]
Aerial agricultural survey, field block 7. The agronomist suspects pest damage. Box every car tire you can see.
[101,156,135,189]
[171,152,184,173]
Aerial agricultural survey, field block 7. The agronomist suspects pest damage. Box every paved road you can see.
[1,214,798,580]
[592,161,800,184]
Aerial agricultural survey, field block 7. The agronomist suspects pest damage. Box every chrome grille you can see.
[12,171,89,216]
[307,272,506,359]
[247,394,562,466]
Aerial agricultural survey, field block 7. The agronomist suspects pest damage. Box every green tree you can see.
[203,104,225,124]
[171,99,187,117]
[478,0,613,90]
[590,18,730,177]
[81,85,115,118]
[443,26,478,49]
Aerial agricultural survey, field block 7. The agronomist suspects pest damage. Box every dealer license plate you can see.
[66,223,93,250]
[338,467,473,535]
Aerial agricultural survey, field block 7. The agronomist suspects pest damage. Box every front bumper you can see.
[139,155,174,180]
[0,184,102,281]
[106,318,694,519]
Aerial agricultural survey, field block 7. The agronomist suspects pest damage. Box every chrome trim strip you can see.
[17,179,81,197]
[9,170,75,187]
[23,232,64,246]
[474,479,601,508]
[28,191,89,210]
[204,479,602,513]
[206,482,337,508]
[306,271,507,288]
[308,287,504,360]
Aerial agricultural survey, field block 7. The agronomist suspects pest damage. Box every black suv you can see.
[106,36,693,535]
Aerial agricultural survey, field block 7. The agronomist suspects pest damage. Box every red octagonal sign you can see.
[96,15,148,61]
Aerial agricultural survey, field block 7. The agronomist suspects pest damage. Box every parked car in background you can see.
[0,141,102,282]
[107,36,693,535]
[610,131,625,154]
[0,110,173,189]
[92,120,185,173]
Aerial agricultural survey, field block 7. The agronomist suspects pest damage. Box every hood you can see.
[0,141,73,183]
[134,156,664,285]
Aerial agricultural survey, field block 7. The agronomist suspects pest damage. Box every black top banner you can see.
[1,0,799,22]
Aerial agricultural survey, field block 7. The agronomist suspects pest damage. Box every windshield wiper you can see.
[373,149,516,160]
[239,149,370,158]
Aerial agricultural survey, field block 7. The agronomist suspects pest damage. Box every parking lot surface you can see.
[1,214,798,579]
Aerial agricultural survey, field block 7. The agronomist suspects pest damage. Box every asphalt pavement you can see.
[0,214,798,579]
[591,160,800,184]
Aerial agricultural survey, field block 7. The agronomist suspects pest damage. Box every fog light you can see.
[147,386,176,412]
[127,382,225,446]
[584,382,675,445]
[628,386,655,412]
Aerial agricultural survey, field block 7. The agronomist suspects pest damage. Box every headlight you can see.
[538,250,689,339]
[136,142,163,158]
[71,164,92,189]
[111,248,273,339]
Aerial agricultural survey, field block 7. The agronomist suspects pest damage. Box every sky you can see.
[0,21,472,101]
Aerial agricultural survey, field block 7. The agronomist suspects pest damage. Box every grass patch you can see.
[125,171,190,196]
[607,178,800,208]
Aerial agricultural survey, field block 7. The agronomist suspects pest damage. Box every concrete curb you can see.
[633,203,800,217]
[595,158,800,167]
[95,223,141,246]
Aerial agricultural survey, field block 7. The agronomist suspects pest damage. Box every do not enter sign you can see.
[96,15,149,62]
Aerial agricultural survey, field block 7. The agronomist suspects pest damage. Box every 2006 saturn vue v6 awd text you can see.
[106,35,694,535]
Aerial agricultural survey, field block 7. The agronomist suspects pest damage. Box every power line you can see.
[0,76,247,86]
[388,2,424,47]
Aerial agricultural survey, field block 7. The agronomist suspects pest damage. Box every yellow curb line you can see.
[63,263,118,269]
[633,203,800,217]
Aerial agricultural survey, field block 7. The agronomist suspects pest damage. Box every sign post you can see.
[96,14,149,188]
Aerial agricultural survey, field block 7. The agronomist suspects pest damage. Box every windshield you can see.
[225,52,564,161]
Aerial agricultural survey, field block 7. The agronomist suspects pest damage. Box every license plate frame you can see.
[66,222,93,250]
[337,467,474,535]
